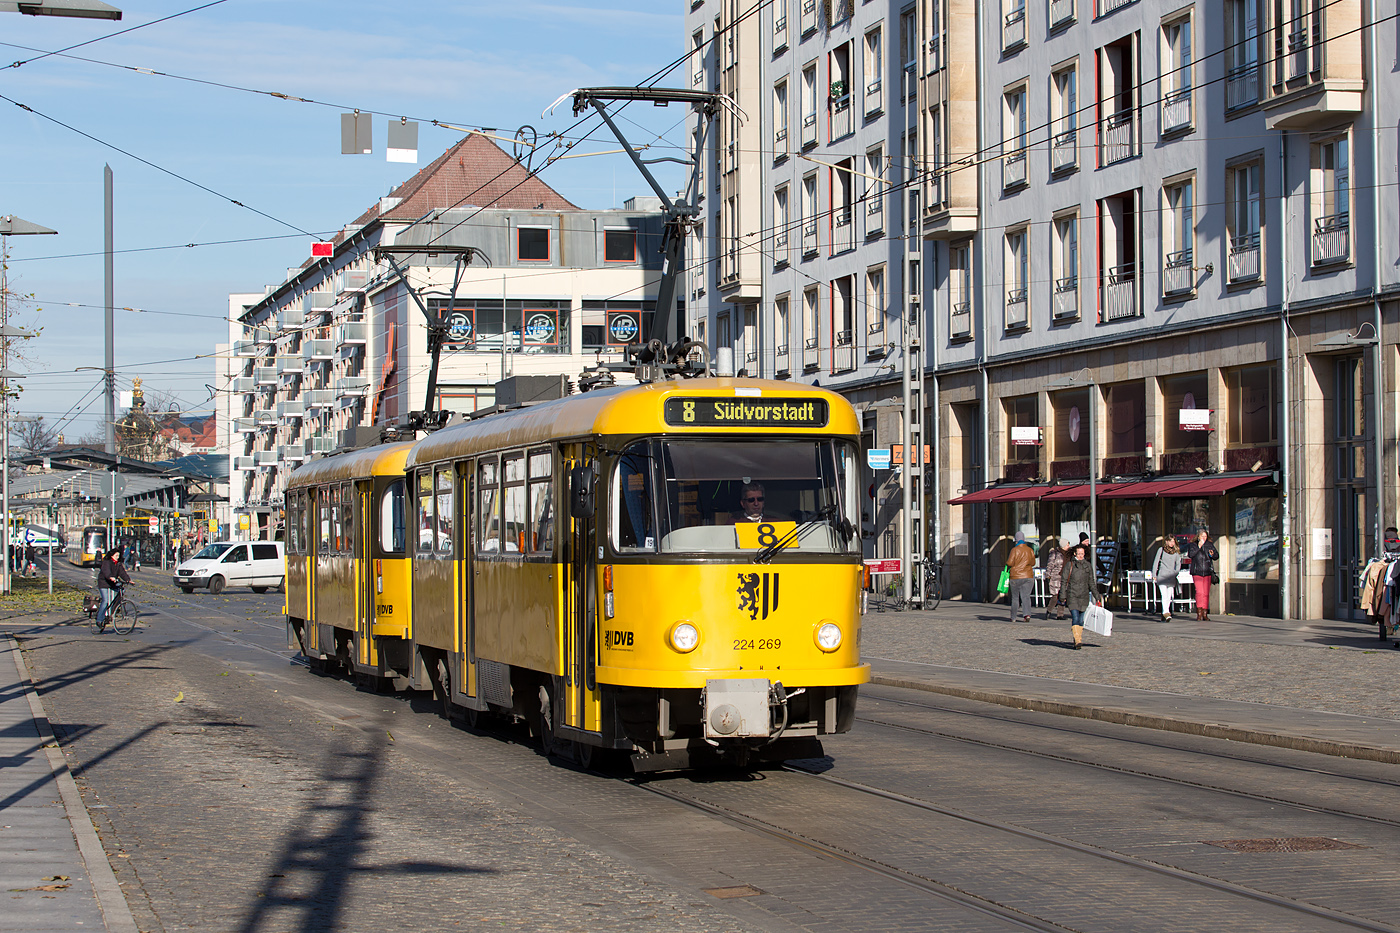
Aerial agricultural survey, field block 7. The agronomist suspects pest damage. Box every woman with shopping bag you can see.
[1059,542,1102,650]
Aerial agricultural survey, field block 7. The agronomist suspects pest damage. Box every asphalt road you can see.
[15,565,1400,933]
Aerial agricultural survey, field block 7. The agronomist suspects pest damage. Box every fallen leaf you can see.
[34,884,69,892]
[173,692,184,703]
[41,876,68,882]
[386,731,394,742]
[1198,672,1212,676]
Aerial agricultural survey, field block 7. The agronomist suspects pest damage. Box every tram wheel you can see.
[435,658,453,718]
[534,684,558,756]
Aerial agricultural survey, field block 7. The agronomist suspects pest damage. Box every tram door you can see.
[562,443,599,733]
[458,459,477,699]
[355,480,374,667]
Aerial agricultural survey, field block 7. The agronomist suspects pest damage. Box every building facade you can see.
[686,0,1399,620]
[227,135,665,537]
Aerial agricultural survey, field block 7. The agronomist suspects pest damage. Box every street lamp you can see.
[1316,324,1384,558]
[0,1,122,19]
[1048,372,1098,547]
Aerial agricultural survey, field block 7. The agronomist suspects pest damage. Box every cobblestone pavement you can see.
[862,602,1400,720]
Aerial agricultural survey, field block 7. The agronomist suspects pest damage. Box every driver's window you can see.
[223,545,248,562]
[612,442,656,551]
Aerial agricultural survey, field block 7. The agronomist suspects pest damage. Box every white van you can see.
[173,541,284,594]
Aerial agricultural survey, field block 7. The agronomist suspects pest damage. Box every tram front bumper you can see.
[702,678,776,738]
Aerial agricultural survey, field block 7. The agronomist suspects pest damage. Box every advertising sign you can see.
[606,310,641,347]
[863,558,902,574]
[1179,409,1212,431]
[521,309,559,346]
[443,307,475,349]
[890,445,933,463]
[866,449,892,469]
[1010,426,1043,446]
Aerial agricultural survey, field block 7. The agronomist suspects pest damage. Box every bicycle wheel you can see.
[111,599,136,635]
[925,566,943,611]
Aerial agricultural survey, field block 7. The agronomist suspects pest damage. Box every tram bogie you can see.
[285,378,869,771]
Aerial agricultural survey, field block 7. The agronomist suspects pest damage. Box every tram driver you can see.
[730,482,775,523]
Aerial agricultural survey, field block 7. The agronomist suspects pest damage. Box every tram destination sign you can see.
[664,397,829,428]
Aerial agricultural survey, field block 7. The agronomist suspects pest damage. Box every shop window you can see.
[1105,382,1146,465]
[1169,498,1211,541]
[1226,364,1277,446]
[1231,495,1279,580]
[1052,389,1090,477]
[1005,395,1039,466]
[1161,371,1209,454]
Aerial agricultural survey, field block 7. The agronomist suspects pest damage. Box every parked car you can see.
[173,541,284,594]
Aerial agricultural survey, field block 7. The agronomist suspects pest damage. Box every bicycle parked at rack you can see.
[868,557,945,612]
[87,581,137,635]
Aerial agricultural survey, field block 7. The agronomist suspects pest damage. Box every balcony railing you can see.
[230,376,253,393]
[254,366,277,386]
[865,80,882,115]
[800,0,816,34]
[276,355,304,375]
[803,336,819,371]
[1005,287,1028,327]
[334,322,367,345]
[950,300,971,337]
[801,112,817,148]
[234,456,255,471]
[774,127,788,152]
[1053,276,1079,319]
[802,222,818,257]
[1100,0,1135,14]
[335,375,371,396]
[234,417,256,434]
[301,339,334,360]
[776,344,789,369]
[277,307,305,330]
[1313,212,1350,265]
[1049,0,1074,27]
[253,450,279,467]
[277,399,304,419]
[1051,127,1077,172]
[773,232,789,265]
[233,340,258,358]
[1226,64,1258,109]
[829,94,852,138]
[833,330,854,373]
[303,388,335,408]
[1163,250,1194,295]
[834,209,854,251]
[280,444,305,462]
[1099,108,1135,165]
[867,319,884,336]
[924,169,944,210]
[304,436,335,456]
[1002,148,1027,188]
[1287,30,1310,80]
[1002,6,1026,49]
[692,69,704,88]
[253,408,276,426]
[774,14,787,46]
[865,195,883,235]
[1101,263,1137,320]
[1228,233,1262,282]
[1160,87,1192,134]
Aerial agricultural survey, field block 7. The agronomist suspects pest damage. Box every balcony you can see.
[233,340,258,358]
[234,456,255,471]
[950,301,971,338]
[864,79,882,115]
[1049,0,1074,27]
[277,399,304,420]
[1005,288,1028,328]
[1163,250,1194,296]
[277,307,305,330]
[801,222,818,257]
[1002,6,1025,50]
[829,93,852,139]
[276,355,304,375]
[1160,87,1192,135]
[1099,109,1135,165]
[832,330,854,373]
[775,345,789,375]
[301,339,334,360]
[1226,65,1258,110]
[230,376,253,393]
[304,436,335,456]
[335,375,371,396]
[833,209,854,252]
[252,327,275,346]
[1228,234,1262,282]
[334,269,367,295]
[800,112,817,148]
[1313,213,1350,266]
[334,322,367,345]
[253,450,279,468]
[234,417,256,434]
[1101,264,1137,320]
[253,408,277,426]
[303,388,335,408]
[1053,277,1079,320]
[1002,148,1027,189]
[1051,128,1077,173]
[253,366,277,386]
[279,444,305,462]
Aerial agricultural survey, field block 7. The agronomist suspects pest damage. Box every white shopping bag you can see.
[1084,603,1113,637]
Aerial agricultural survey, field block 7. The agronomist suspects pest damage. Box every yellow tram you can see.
[67,525,108,568]
[285,378,868,770]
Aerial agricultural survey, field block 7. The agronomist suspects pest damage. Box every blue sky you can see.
[0,0,686,441]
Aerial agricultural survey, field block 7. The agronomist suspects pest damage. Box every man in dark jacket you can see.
[96,547,131,628]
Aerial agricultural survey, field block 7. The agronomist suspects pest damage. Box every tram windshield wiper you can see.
[752,504,839,564]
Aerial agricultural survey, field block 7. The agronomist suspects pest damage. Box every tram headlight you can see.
[814,621,842,652]
[669,622,700,653]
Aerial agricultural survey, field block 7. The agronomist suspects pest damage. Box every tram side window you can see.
[339,485,354,554]
[318,489,331,554]
[380,480,406,555]
[286,496,302,554]
[478,458,501,554]
[417,472,434,554]
[503,453,526,554]
[613,442,657,551]
[528,448,553,554]
[435,468,454,556]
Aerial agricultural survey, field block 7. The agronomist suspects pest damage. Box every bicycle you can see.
[88,583,137,635]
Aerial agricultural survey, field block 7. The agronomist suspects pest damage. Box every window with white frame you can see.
[801,172,818,256]
[1050,64,1078,173]
[1050,0,1074,28]
[774,0,788,49]
[924,107,943,207]
[692,29,705,87]
[802,286,819,364]
[864,25,883,115]
[1162,177,1195,296]
[926,0,943,72]
[774,79,789,156]
[1160,15,1193,134]
[832,159,855,252]
[1312,134,1350,266]
[1052,213,1079,320]
[1227,160,1262,282]
[801,62,818,147]
[829,43,853,140]
[1002,0,1026,50]
[949,242,971,337]
[900,7,918,97]
[774,185,790,265]
[865,145,885,231]
[775,295,791,363]
[866,265,886,337]
[1004,228,1029,327]
[1002,84,1028,188]
[1225,0,1259,109]
[800,0,817,34]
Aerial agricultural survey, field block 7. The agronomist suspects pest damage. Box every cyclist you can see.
[96,546,131,629]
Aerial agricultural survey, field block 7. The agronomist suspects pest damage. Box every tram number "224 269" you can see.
[733,638,780,650]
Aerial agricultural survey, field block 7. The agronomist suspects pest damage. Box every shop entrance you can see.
[1334,357,1367,620]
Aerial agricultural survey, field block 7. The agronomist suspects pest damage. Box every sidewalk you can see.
[862,599,1400,764]
[0,635,135,933]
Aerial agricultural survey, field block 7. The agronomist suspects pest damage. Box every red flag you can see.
[311,241,333,257]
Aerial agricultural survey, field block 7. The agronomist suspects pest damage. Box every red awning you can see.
[948,485,1049,505]
[1167,474,1267,496]
[948,487,1007,504]
[1085,475,1269,499]
[1039,482,1130,500]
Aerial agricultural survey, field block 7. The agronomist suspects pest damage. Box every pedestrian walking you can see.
[95,547,131,629]
[1152,535,1183,621]
[1185,529,1219,621]
[1059,542,1102,650]
[1005,532,1036,623]
[1044,536,1067,620]
[23,543,37,578]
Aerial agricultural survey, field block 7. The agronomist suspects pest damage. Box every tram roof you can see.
[286,440,415,489]
[407,378,858,468]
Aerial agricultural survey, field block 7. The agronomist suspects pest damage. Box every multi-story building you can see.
[227,135,665,537]
[687,0,1398,621]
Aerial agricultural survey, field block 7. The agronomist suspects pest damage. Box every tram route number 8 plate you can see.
[734,522,800,550]
[664,397,829,427]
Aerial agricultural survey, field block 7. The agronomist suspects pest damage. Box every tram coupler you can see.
[703,678,781,738]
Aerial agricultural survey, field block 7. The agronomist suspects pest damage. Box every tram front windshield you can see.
[612,439,859,555]
[83,528,107,556]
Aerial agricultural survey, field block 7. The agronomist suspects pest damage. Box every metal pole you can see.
[1088,382,1097,546]
[1369,0,1385,561]
[104,165,116,456]
[1,237,9,597]
[1279,131,1293,617]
